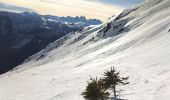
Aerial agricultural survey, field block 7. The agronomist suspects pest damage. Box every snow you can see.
[0,0,170,100]
[47,19,59,23]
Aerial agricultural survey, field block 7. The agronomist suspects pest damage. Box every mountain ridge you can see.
[0,11,101,74]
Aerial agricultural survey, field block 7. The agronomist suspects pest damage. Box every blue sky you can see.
[0,0,144,20]
[98,0,144,7]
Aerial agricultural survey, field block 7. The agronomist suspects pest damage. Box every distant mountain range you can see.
[43,15,102,27]
[0,9,102,74]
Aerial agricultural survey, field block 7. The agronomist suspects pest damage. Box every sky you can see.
[0,0,144,21]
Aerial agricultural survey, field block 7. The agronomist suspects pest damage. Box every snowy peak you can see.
[21,0,170,64]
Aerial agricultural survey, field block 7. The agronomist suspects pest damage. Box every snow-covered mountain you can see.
[43,15,102,27]
[0,11,101,74]
[0,0,170,100]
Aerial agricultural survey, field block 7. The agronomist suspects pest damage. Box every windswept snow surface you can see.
[0,0,170,100]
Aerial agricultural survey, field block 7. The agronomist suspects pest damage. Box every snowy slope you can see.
[0,0,170,100]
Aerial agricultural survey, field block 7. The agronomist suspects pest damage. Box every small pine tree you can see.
[81,77,109,100]
[102,67,129,98]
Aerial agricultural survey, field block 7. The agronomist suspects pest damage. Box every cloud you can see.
[0,2,34,12]
[39,0,65,5]
[85,0,144,7]
[0,0,125,20]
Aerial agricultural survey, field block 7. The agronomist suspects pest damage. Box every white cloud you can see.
[0,0,124,20]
